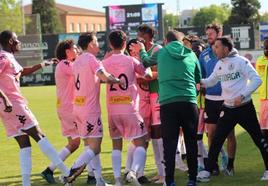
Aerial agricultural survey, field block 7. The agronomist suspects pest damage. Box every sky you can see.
[23,0,268,14]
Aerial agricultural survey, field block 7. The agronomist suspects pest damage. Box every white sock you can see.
[157,138,165,176]
[197,156,204,168]
[49,147,71,171]
[125,143,135,173]
[37,138,70,176]
[91,154,102,179]
[131,146,146,173]
[202,143,208,158]
[85,145,94,176]
[86,164,94,176]
[197,140,203,156]
[20,147,32,186]
[137,152,146,178]
[197,140,204,167]
[72,146,95,169]
[112,150,122,178]
[179,135,187,155]
[152,139,163,176]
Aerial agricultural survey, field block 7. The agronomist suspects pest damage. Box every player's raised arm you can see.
[201,63,219,88]
[21,58,58,76]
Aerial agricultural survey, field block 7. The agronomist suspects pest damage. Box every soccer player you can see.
[131,30,201,186]
[40,40,99,184]
[137,24,165,184]
[199,23,236,174]
[41,39,79,184]
[256,38,268,142]
[197,36,268,182]
[124,38,152,184]
[62,32,122,185]
[0,30,74,186]
[102,30,148,186]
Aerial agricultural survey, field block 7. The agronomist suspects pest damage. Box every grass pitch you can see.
[0,86,267,186]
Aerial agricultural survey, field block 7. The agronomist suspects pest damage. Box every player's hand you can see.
[49,58,59,65]
[119,79,127,89]
[196,83,201,91]
[41,58,59,67]
[130,41,145,54]
[3,98,12,112]
[200,80,205,88]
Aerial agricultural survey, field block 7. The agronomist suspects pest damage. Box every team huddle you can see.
[0,23,268,186]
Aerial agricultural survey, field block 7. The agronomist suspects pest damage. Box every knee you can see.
[68,139,81,153]
[19,140,32,149]
[94,148,101,155]
[90,145,101,155]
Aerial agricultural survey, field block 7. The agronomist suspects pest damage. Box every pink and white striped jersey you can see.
[102,53,146,115]
[55,59,74,112]
[0,50,25,104]
[72,52,103,116]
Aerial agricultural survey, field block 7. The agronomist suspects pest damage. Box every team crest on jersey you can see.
[220,111,224,118]
[204,55,211,63]
[228,63,235,71]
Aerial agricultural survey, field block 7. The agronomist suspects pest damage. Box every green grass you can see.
[0,86,267,186]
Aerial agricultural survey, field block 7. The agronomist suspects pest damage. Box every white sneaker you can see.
[126,171,141,186]
[261,170,268,181]
[197,170,210,182]
[59,175,73,186]
[176,156,188,172]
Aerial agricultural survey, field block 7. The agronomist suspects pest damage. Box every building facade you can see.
[24,3,106,33]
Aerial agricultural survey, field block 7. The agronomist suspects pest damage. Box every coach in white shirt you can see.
[197,36,268,182]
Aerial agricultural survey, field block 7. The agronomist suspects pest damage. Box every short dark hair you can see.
[78,32,95,50]
[109,30,126,50]
[137,24,155,38]
[0,30,13,47]
[216,37,234,51]
[166,30,184,43]
[205,23,222,34]
[126,38,138,55]
[55,40,74,60]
